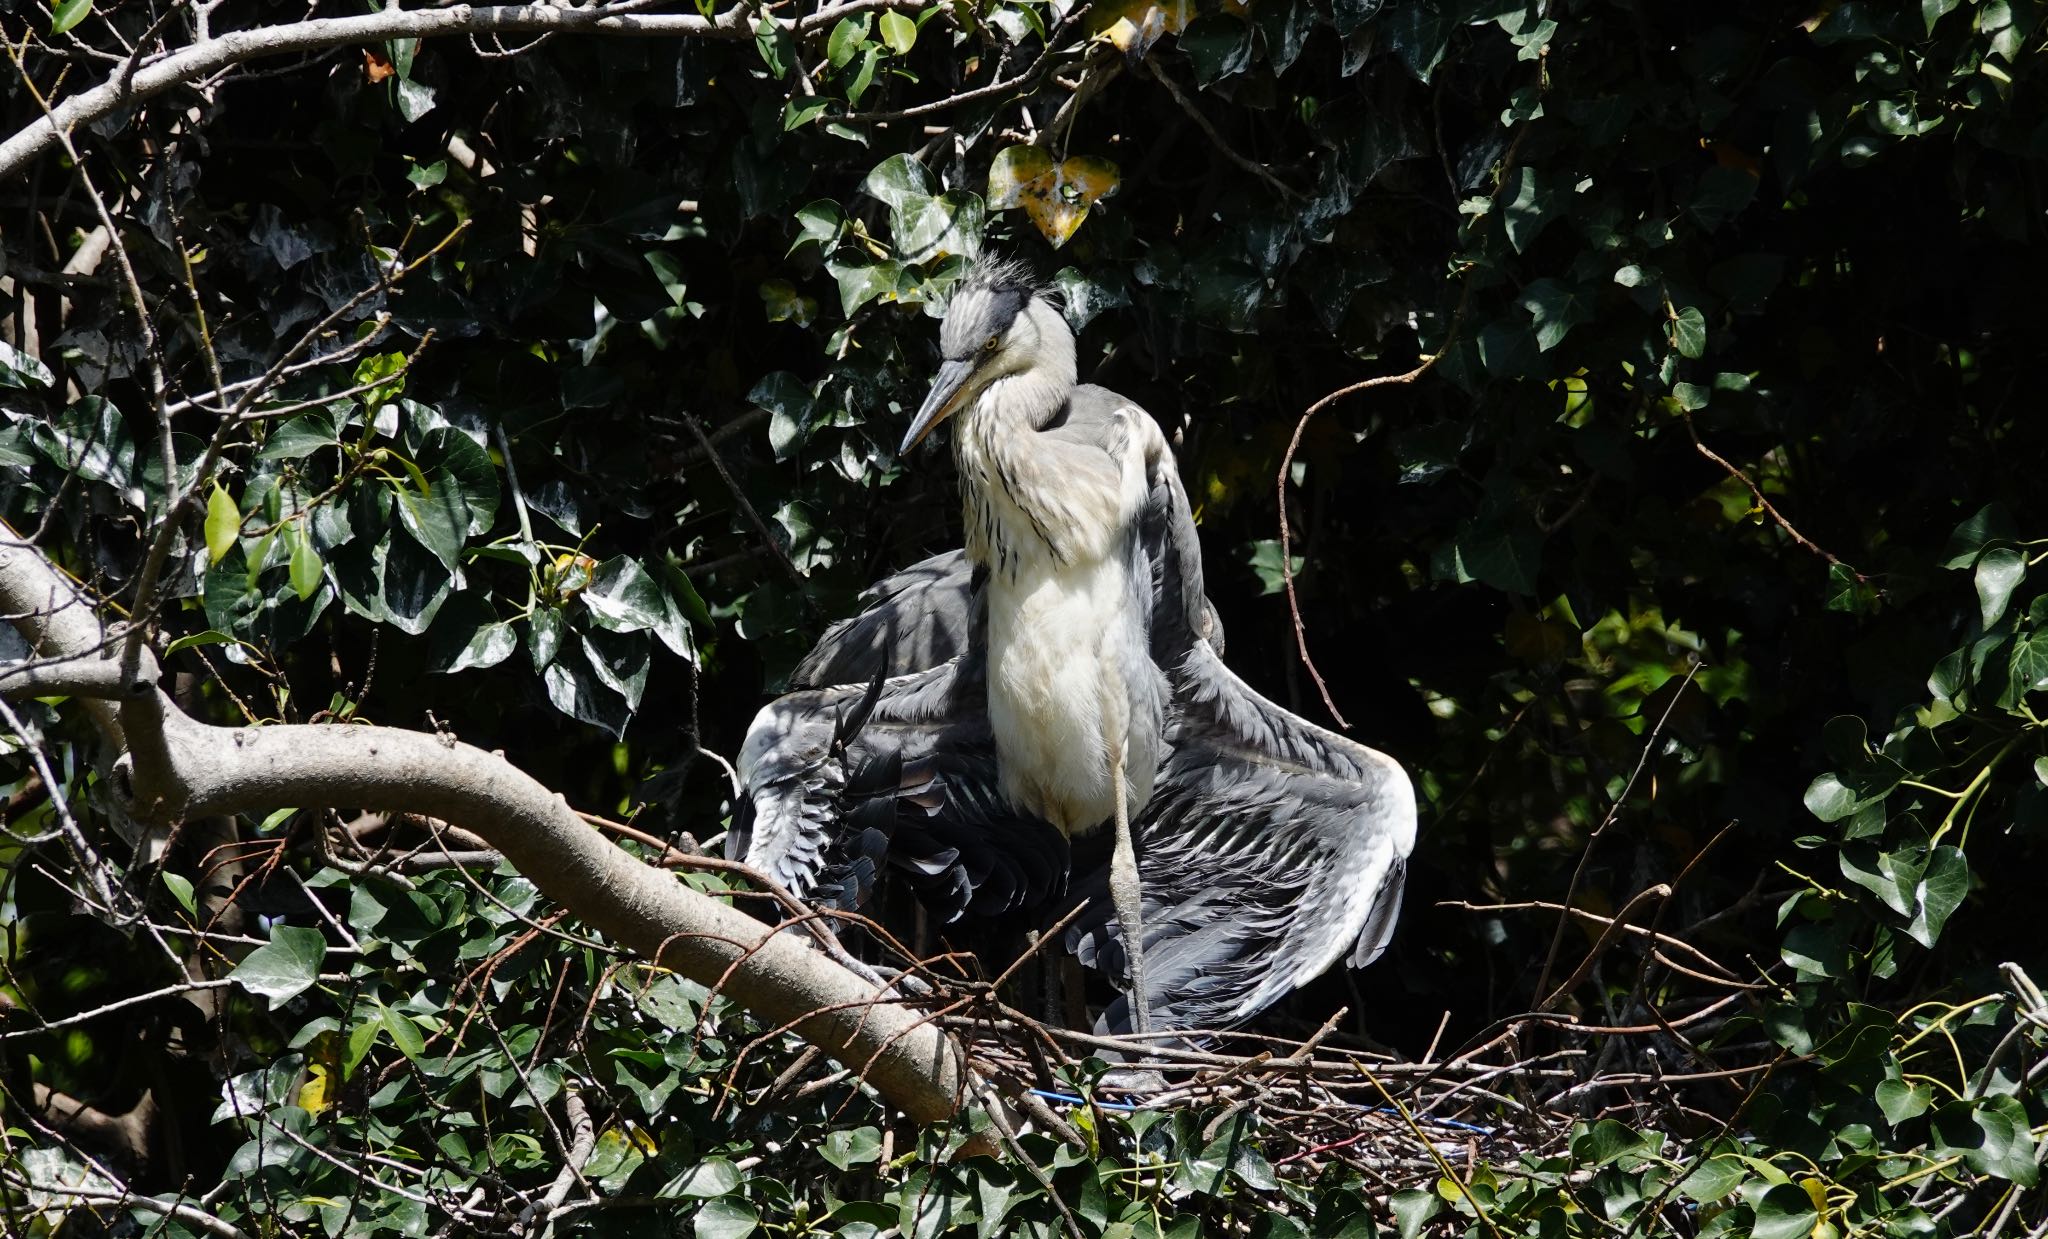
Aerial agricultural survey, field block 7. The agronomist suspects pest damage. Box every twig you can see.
[1682,411,1863,578]
[1275,283,1471,728]
[1532,660,1699,1004]
[1138,60,1300,200]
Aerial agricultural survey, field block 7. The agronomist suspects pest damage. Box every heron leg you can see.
[1108,749,1151,1035]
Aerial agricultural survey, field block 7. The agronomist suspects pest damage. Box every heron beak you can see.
[901,359,976,455]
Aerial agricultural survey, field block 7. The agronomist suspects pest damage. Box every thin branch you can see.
[1275,285,1471,728]
[1139,60,1300,200]
[1682,411,1864,578]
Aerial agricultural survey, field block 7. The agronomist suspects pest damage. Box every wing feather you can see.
[1068,638,1416,1034]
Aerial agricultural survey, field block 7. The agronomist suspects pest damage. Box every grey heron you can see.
[894,259,1172,1029]
[731,262,1416,1036]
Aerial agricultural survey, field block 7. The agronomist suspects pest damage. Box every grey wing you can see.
[733,649,1068,922]
[1069,639,1416,1035]
[789,551,979,689]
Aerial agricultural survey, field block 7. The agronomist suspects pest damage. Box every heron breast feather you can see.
[985,562,1144,834]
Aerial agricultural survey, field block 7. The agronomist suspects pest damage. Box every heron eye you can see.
[982,335,1000,354]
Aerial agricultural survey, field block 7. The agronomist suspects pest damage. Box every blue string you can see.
[1029,1088,1139,1112]
[1023,1090,1497,1136]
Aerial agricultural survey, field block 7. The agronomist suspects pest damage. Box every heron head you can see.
[901,260,1069,454]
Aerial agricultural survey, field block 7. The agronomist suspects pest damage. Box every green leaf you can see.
[1905,845,1969,948]
[1676,1155,1744,1202]
[392,470,468,573]
[862,153,935,212]
[164,629,234,657]
[1876,1074,1932,1125]
[1246,540,1303,595]
[1503,167,1559,253]
[288,525,323,601]
[375,999,428,1061]
[1570,1119,1658,1167]
[205,485,240,564]
[416,426,500,536]
[407,159,448,189]
[846,45,882,106]
[1389,1189,1438,1239]
[694,1197,758,1239]
[1518,278,1589,352]
[879,10,916,53]
[670,1157,742,1198]
[827,14,870,67]
[49,0,91,35]
[1933,1098,2039,1186]
[230,924,327,1009]
[1382,0,1450,80]
[821,1126,883,1170]
[824,254,902,316]
[792,200,846,253]
[1180,15,1254,87]
[1750,1182,1818,1239]
[161,872,198,917]
[395,77,436,123]
[1670,306,1707,358]
[1976,545,2026,628]
[256,406,345,460]
[434,620,517,674]
[0,341,54,390]
[1942,504,2017,569]
[754,14,793,77]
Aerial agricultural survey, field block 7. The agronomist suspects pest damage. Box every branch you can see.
[0,0,918,183]
[0,523,969,1124]
[1274,283,1470,728]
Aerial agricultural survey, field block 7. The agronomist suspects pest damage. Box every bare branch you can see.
[0,0,921,184]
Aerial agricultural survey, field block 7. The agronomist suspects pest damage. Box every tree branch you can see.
[0,0,919,183]
[0,522,970,1124]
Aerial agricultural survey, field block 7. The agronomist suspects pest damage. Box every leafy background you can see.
[4,0,2048,1234]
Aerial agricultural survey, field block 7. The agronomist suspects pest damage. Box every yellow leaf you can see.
[987,145,1055,209]
[1085,0,1193,37]
[986,146,1121,248]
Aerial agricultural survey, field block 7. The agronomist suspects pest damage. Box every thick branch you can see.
[0,0,917,183]
[0,531,135,745]
[0,529,968,1123]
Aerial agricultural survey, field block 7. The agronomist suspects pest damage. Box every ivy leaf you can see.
[670,1158,742,1198]
[1502,167,1558,253]
[987,146,1120,247]
[1876,1073,1932,1125]
[821,1126,883,1170]
[255,406,345,460]
[1389,1189,1438,1239]
[1942,503,2017,569]
[1975,545,2025,627]
[1904,845,1969,947]
[0,341,54,390]
[693,1198,758,1239]
[205,485,240,563]
[231,924,327,1009]
[1750,1183,1818,1239]
[1180,15,1254,87]
[1519,278,1590,351]
[1670,306,1708,358]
